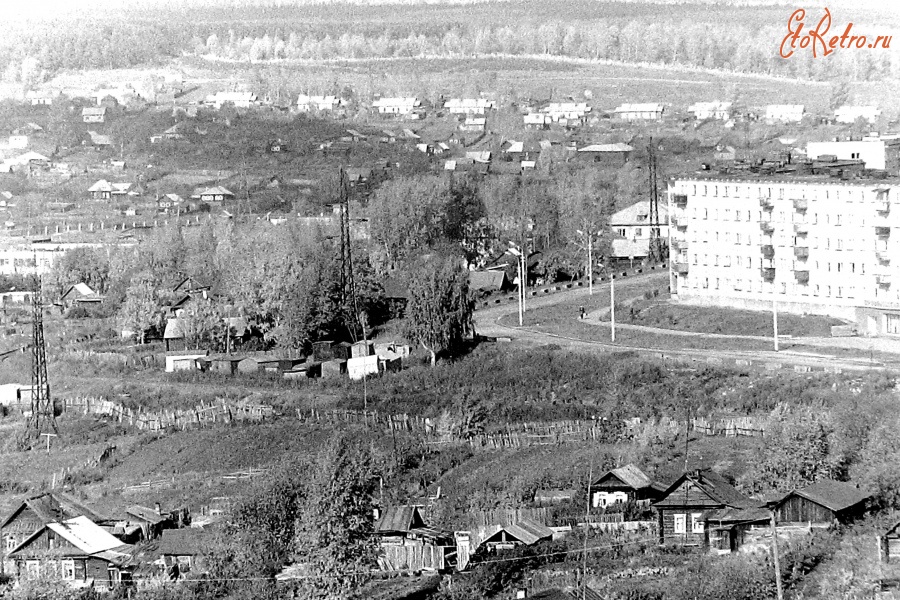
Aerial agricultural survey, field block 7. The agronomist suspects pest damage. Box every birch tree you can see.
[119,272,159,344]
[402,255,474,366]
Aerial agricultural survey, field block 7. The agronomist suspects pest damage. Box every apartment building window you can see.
[836,214,842,225]
[812,237,818,249]
[778,188,784,199]
[724,187,729,197]
[703,278,709,289]
[814,285,820,296]
[714,209,719,220]
[813,213,818,224]
[725,232,731,243]
[635,228,642,237]
[692,207,698,218]
[693,185,697,195]
[781,282,787,294]
[827,262,831,272]
[704,185,708,196]
[837,287,843,298]
[736,233,741,244]
[693,254,698,265]
[851,263,856,273]
[826,238,830,250]
[737,256,742,267]
[735,279,743,291]
[724,209,731,219]
[827,286,832,296]
[836,239,842,251]
[862,264,866,274]
[714,255,719,266]
[714,186,718,197]
[887,314,900,335]
[703,254,708,266]
[746,210,751,221]
[778,211,785,223]
[837,263,842,273]
[748,257,753,268]
[703,208,708,220]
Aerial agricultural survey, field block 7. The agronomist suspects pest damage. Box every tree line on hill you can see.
[1,6,896,87]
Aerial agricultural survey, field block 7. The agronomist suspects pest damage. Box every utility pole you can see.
[771,511,784,600]
[582,455,594,600]
[338,167,361,340]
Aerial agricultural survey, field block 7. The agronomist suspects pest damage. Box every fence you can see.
[469,507,551,528]
[62,396,275,432]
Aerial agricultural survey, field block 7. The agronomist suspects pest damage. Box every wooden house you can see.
[576,143,633,166]
[770,479,870,528]
[476,518,553,552]
[590,464,665,509]
[202,354,243,375]
[613,103,664,121]
[703,506,772,555]
[652,469,756,546]
[59,283,103,310]
[1,492,108,569]
[124,505,172,541]
[374,506,455,572]
[8,516,133,590]
[144,528,210,580]
[880,520,900,563]
[196,186,234,203]
[81,107,107,123]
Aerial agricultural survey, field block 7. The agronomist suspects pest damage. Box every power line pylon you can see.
[338,167,361,341]
[26,276,57,441]
[648,138,666,263]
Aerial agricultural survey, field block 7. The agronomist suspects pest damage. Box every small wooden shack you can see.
[477,518,553,552]
[704,506,772,555]
[374,506,455,572]
[770,479,870,528]
[590,464,665,509]
[880,521,900,563]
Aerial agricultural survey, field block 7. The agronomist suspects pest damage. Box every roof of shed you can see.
[375,506,425,533]
[781,479,870,513]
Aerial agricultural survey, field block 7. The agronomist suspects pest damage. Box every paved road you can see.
[474,273,898,373]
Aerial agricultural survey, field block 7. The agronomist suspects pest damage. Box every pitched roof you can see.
[614,103,664,113]
[155,528,211,556]
[609,200,669,225]
[780,479,870,513]
[482,518,553,546]
[595,464,654,490]
[469,270,507,291]
[125,505,166,525]
[655,469,755,509]
[88,179,113,192]
[578,143,633,153]
[375,506,425,533]
[10,516,124,558]
[199,186,234,196]
[703,506,771,525]
[1,491,107,529]
[81,107,107,116]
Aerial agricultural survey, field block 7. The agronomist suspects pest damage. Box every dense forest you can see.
[1,1,897,85]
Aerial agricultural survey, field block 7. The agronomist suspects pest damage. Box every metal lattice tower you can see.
[338,168,361,340]
[648,138,665,262]
[27,276,57,439]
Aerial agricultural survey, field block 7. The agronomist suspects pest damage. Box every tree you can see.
[179,298,225,351]
[829,81,851,112]
[45,247,110,300]
[293,436,379,600]
[118,271,159,344]
[402,255,474,365]
[550,167,614,280]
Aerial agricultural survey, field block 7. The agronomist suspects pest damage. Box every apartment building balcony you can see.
[877,273,892,287]
[794,270,810,284]
[793,246,809,259]
[673,194,688,207]
[876,200,890,213]
[671,215,688,229]
[792,198,808,212]
[762,259,775,269]
[760,245,775,259]
[759,221,774,235]
[761,267,776,281]
[877,251,891,264]
[670,238,687,252]
[675,262,689,274]
[793,222,808,235]
[876,226,892,238]
[759,197,773,210]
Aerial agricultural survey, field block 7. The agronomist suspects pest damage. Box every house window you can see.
[691,513,704,533]
[673,514,686,534]
[634,228,642,237]
[26,560,39,579]
[617,228,626,237]
[63,560,75,581]
[5,536,14,552]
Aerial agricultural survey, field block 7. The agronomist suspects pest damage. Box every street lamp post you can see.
[506,244,525,326]
[601,261,615,342]
[773,294,779,352]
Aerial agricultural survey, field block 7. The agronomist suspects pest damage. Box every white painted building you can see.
[806,137,900,172]
[668,174,900,335]
[834,105,881,124]
[610,200,670,259]
[613,103,664,121]
[208,92,257,110]
[371,97,420,116]
[0,241,111,276]
[764,105,805,123]
[687,101,732,121]
[296,95,339,112]
[443,98,495,115]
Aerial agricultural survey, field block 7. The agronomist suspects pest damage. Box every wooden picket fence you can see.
[62,396,275,432]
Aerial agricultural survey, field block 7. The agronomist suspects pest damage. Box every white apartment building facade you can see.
[668,174,900,336]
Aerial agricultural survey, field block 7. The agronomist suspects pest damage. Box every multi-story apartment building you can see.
[667,173,900,336]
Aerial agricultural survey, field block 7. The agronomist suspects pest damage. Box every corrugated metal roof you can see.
[578,143,633,153]
[469,270,507,291]
[126,505,166,525]
[610,200,669,226]
[47,516,124,554]
[609,464,654,489]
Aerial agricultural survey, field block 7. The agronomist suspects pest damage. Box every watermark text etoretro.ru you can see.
[780,8,892,59]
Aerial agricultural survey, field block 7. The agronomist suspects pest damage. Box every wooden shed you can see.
[771,479,870,528]
[203,355,243,375]
[374,506,456,572]
[321,359,347,379]
[880,521,900,563]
